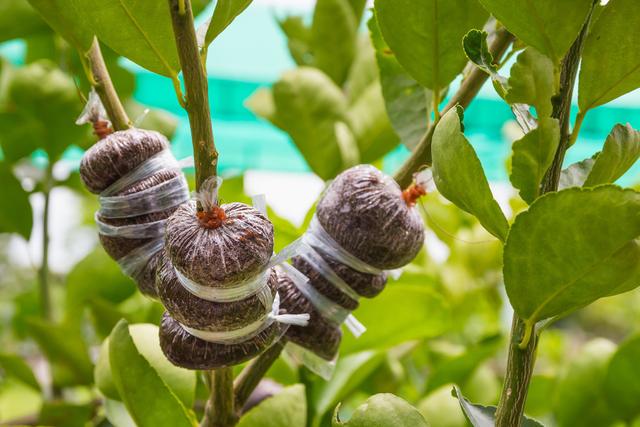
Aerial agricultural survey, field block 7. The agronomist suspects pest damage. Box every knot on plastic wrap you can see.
[193,176,227,229]
[181,292,309,345]
[402,168,433,207]
[76,89,112,139]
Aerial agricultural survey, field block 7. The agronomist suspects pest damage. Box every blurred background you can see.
[0,0,639,426]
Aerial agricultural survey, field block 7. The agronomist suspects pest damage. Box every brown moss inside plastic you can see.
[156,252,278,331]
[80,129,169,194]
[316,164,425,270]
[275,267,341,361]
[165,201,274,288]
[159,312,280,370]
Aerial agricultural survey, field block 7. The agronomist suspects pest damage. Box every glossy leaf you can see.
[108,320,196,427]
[263,67,352,179]
[0,163,32,240]
[341,284,449,354]
[453,386,543,427]
[38,401,93,427]
[200,0,252,48]
[311,351,385,421]
[237,385,306,427]
[553,338,617,427]
[509,118,560,204]
[346,82,400,163]
[311,0,358,85]
[504,186,640,323]
[579,0,640,110]
[79,0,180,76]
[27,0,94,50]
[26,319,94,386]
[374,0,488,90]
[0,0,48,42]
[604,334,640,420]
[506,48,556,118]
[432,108,509,241]
[584,123,640,186]
[369,15,430,151]
[277,16,312,66]
[477,0,592,64]
[333,394,429,427]
[0,353,40,390]
[104,399,137,427]
[98,324,196,407]
[4,61,89,160]
[463,29,497,75]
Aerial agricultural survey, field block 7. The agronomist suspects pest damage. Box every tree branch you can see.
[168,0,218,190]
[393,28,515,188]
[495,4,597,426]
[86,38,131,131]
[201,368,237,427]
[234,340,286,412]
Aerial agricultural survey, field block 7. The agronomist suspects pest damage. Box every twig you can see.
[38,163,53,320]
[85,38,131,131]
[201,368,237,427]
[234,340,286,412]
[168,0,218,191]
[495,4,597,426]
[393,28,514,188]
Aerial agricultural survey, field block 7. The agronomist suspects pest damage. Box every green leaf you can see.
[0,163,32,240]
[104,398,137,427]
[432,108,509,241]
[98,324,196,407]
[374,0,488,91]
[38,401,94,427]
[237,385,306,427]
[426,335,502,394]
[579,0,640,110]
[558,157,595,190]
[0,0,48,42]
[345,82,400,163]
[368,15,430,151]
[79,0,180,76]
[64,247,137,326]
[506,48,556,118]
[345,35,378,106]
[310,0,358,85]
[584,123,640,186]
[553,338,617,427]
[333,394,429,427]
[200,0,252,48]
[462,29,497,75]
[0,353,40,391]
[476,0,592,64]
[125,100,179,140]
[341,284,450,354]
[108,320,196,427]
[267,67,352,179]
[604,333,640,420]
[277,16,312,66]
[504,186,640,323]
[311,351,385,421]
[4,60,89,160]
[453,386,543,427]
[27,0,94,50]
[509,118,561,204]
[26,318,94,386]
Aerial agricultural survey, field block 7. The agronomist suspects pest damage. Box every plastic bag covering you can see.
[75,89,110,127]
[285,340,336,380]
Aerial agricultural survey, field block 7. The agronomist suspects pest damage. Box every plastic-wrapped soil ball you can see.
[159,312,280,370]
[292,253,387,301]
[79,129,169,194]
[97,169,183,297]
[276,267,341,361]
[316,164,424,270]
[156,251,279,331]
[164,200,274,288]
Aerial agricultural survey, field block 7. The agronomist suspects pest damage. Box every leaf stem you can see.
[432,87,441,122]
[168,0,218,191]
[38,163,53,321]
[567,110,586,148]
[496,4,597,426]
[393,27,514,188]
[233,340,286,412]
[85,38,131,131]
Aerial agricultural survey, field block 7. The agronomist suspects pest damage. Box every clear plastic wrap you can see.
[95,214,167,239]
[284,341,336,380]
[117,238,165,280]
